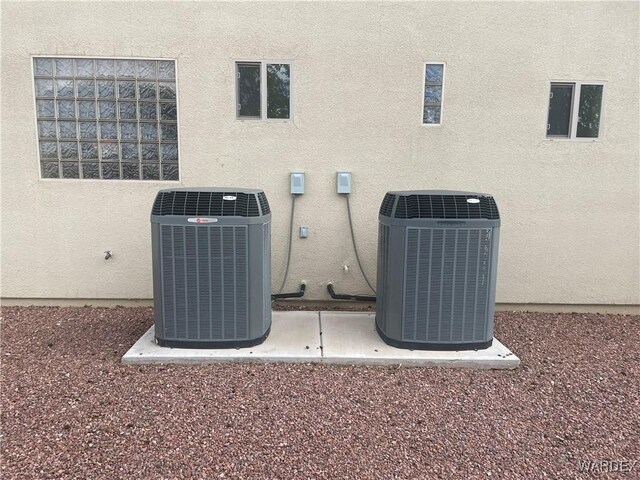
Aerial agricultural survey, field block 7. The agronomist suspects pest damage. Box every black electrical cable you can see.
[277,195,296,294]
[345,195,376,294]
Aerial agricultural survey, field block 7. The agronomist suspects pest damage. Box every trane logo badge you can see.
[187,218,218,223]
[223,195,237,201]
[467,198,480,204]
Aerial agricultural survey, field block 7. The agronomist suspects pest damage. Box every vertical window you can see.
[33,57,179,180]
[547,84,574,137]
[547,82,604,139]
[423,63,444,125]
[237,63,261,118]
[236,62,291,120]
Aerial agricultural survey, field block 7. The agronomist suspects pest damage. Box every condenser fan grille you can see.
[379,193,396,217]
[152,191,263,217]
[392,194,499,220]
[257,192,271,215]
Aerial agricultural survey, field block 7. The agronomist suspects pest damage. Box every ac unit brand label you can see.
[187,218,219,223]
[467,198,480,204]
[223,195,237,201]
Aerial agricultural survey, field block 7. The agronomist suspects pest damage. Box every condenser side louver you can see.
[151,188,271,348]
[376,190,500,350]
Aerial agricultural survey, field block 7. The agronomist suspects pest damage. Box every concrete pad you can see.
[320,312,520,369]
[122,311,321,365]
[122,311,520,369]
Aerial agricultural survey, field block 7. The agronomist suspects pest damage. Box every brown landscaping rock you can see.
[1,307,638,479]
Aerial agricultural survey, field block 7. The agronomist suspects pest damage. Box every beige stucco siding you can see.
[1,1,638,305]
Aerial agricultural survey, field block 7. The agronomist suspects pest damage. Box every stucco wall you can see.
[1,1,639,305]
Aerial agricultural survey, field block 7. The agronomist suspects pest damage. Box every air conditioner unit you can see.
[376,191,500,350]
[150,188,271,348]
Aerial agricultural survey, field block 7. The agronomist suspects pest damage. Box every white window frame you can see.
[31,54,182,183]
[546,80,605,141]
[235,60,293,122]
[421,62,445,126]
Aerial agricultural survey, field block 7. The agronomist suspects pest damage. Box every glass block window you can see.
[236,62,291,120]
[33,57,179,180]
[547,82,604,139]
[423,63,444,125]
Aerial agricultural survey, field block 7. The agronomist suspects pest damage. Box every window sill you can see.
[236,118,294,123]
[38,178,181,183]
[545,137,602,142]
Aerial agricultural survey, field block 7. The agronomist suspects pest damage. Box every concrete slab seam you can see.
[318,311,324,361]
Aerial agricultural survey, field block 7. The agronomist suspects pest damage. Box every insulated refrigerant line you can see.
[277,194,296,294]
[346,194,376,294]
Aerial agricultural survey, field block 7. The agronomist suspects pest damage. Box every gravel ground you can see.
[1,307,639,480]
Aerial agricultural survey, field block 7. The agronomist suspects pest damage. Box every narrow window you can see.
[547,82,604,139]
[266,64,291,119]
[237,63,261,118]
[236,62,291,120]
[576,84,603,138]
[547,83,574,137]
[423,63,444,125]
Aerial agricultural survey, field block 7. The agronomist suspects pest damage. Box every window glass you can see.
[425,64,443,83]
[34,58,53,76]
[424,86,442,103]
[237,63,261,118]
[33,57,179,180]
[547,84,573,137]
[266,64,291,119]
[54,58,73,77]
[423,107,441,124]
[423,63,444,124]
[576,84,603,138]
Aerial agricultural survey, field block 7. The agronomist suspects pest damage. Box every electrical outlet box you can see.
[299,226,308,238]
[290,172,305,195]
[337,171,351,194]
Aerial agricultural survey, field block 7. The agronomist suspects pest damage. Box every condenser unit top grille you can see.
[380,190,499,220]
[257,192,271,215]
[379,193,396,217]
[151,188,269,217]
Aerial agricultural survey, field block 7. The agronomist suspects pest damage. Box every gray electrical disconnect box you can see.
[337,172,351,194]
[375,190,500,351]
[290,172,305,195]
[150,188,272,349]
